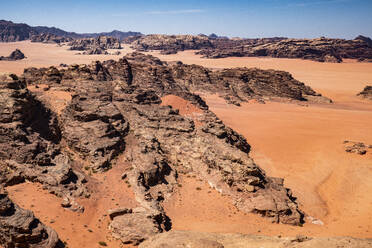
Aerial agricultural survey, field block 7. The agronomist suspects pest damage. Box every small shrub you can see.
[98,241,107,246]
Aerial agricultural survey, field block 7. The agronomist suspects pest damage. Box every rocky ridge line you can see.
[1,53,332,245]
[127,34,372,62]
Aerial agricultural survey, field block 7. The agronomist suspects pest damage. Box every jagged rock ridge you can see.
[0,49,25,61]
[30,33,72,44]
[1,53,332,245]
[128,34,372,62]
[68,36,122,54]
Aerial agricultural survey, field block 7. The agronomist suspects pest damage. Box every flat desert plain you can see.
[1,42,372,241]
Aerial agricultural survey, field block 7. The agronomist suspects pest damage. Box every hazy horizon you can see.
[1,0,372,39]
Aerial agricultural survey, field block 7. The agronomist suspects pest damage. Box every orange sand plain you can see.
[1,42,371,246]
[152,50,372,238]
[0,40,133,75]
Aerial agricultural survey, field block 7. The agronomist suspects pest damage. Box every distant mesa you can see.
[0,19,142,43]
[127,34,372,63]
[2,19,372,62]
[69,36,122,55]
[30,32,73,44]
[0,49,25,61]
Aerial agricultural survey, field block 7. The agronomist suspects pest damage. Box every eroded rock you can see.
[0,189,61,248]
[0,49,25,61]
[357,85,372,100]
[13,52,335,244]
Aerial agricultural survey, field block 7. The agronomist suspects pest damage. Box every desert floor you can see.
[1,42,372,247]
[150,50,372,238]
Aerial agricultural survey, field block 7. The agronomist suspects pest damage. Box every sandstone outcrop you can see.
[357,85,372,100]
[109,207,169,245]
[129,34,372,62]
[198,36,372,62]
[30,33,72,44]
[139,230,372,248]
[130,34,213,54]
[0,189,61,248]
[68,36,121,54]
[0,49,25,61]
[1,53,334,245]
[0,74,88,201]
[343,141,372,155]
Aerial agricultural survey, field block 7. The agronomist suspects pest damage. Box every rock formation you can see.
[0,49,25,61]
[68,36,121,54]
[0,20,143,43]
[139,230,372,248]
[357,85,372,100]
[0,53,334,245]
[130,34,213,54]
[129,34,372,62]
[343,141,372,155]
[0,189,61,248]
[30,33,72,44]
[198,36,372,62]
[0,74,88,201]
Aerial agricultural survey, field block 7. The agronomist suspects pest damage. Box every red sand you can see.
[161,94,204,126]
[7,156,137,248]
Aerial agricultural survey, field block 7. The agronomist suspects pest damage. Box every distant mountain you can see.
[0,20,36,42]
[33,25,82,39]
[0,20,143,42]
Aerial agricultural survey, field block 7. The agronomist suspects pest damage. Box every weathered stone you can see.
[0,49,25,61]
[357,85,372,100]
[0,190,61,248]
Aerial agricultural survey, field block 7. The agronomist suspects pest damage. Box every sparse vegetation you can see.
[98,241,107,246]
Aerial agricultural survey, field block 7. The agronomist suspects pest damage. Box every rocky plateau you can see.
[68,36,122,54]
[0,52,337,246]
[128,34,372,62]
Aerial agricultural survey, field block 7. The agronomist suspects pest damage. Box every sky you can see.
[1,0,372,39]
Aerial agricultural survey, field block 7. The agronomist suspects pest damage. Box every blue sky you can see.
[1,0,372,39]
